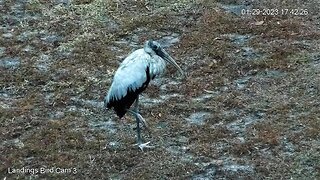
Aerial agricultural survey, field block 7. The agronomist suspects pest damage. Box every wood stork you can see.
[104,40,184,150]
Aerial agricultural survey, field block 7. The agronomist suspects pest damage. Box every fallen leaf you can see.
[255,21,264,26]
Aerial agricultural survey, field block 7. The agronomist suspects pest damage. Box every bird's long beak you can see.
[159,49,185,77]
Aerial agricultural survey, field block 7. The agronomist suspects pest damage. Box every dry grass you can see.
[1,0,320,179]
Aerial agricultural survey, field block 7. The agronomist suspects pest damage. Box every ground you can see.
[1,0,320,179]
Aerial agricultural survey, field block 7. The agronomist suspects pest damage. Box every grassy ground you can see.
[1,0,319,179]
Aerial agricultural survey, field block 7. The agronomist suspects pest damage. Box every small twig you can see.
[204,89,215,94]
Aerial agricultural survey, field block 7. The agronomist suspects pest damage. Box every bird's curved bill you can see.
[159,49,185,77]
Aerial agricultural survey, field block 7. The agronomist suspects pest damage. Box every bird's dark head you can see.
[144,40,161,53]
[144,40,185,77]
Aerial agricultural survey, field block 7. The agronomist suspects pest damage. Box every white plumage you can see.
[104,40,184,150]
[105,49,165,103]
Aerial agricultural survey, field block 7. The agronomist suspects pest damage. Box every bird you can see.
[104,40,184,150]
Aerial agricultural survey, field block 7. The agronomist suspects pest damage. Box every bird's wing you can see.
[105,49,150,107]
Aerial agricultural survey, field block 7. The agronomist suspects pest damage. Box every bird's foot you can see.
[133,141,154,151]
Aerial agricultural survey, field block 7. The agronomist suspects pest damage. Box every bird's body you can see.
[104,40,184,150]
[105,49,166,118]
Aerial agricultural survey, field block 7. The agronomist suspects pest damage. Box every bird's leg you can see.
[127,95,154,151]
[127,109,148,130]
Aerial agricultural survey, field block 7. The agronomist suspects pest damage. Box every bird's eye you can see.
[152,44,158,50]
[147,41,160,51]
